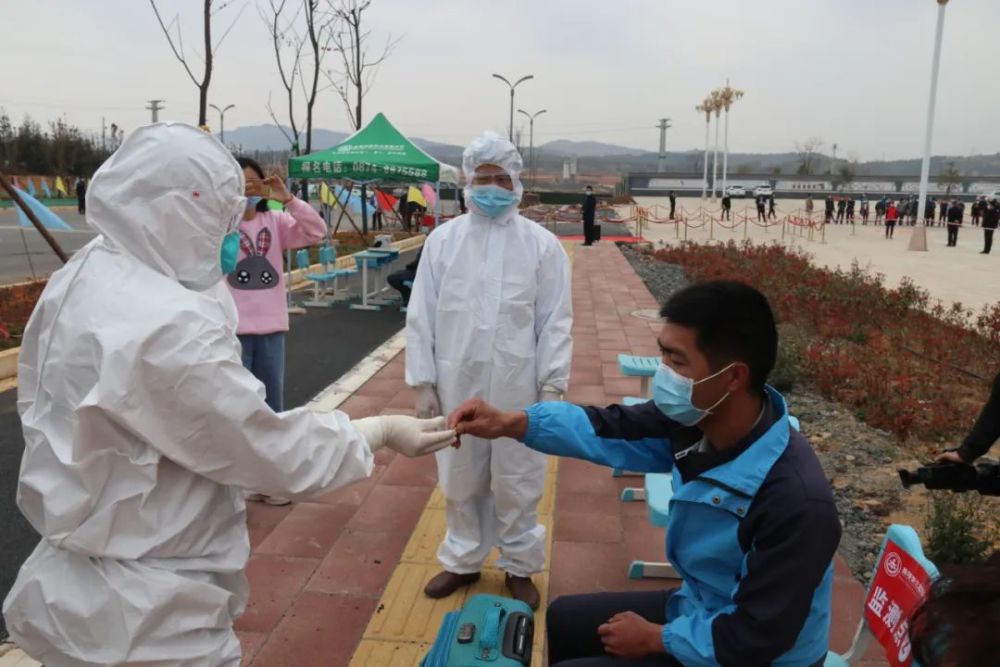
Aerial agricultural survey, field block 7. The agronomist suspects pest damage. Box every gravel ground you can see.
[621,243,915,584]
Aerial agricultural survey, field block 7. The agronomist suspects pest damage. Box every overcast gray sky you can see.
[2,0,997,160]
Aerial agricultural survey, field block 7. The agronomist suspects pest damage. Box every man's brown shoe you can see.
[504,574,540,610]
[424,571,481,599]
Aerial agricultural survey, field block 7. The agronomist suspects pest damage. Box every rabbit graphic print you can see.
[229,228,279,290]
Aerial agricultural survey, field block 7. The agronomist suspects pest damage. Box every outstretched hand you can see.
[448,399,527,443]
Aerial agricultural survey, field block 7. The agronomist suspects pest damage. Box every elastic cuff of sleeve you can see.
[523,405,542,445]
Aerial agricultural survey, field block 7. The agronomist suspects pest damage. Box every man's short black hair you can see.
[660,280,777,390]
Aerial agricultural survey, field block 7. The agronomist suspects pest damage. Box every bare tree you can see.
[149,0,246,127]
[325,0,400,131]
[262,0,337,156]
[939,160,962,195]
[794,137,824,176]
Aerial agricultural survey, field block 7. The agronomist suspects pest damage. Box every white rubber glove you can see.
[415,384,442,418]
[540,388,562,402]
[353,415,456,458]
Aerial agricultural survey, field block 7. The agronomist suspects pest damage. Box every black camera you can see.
[898,459,1000,496]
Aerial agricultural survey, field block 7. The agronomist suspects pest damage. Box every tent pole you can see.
[361,183,369,235]
[434,179,441,228]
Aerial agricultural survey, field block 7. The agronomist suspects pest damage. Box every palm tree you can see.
[695,96,717,200]
[717,81,745,196]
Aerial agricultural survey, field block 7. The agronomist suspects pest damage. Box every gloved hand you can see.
[353,415,456,458]
[540,387,562,403]
[415,384,442,418]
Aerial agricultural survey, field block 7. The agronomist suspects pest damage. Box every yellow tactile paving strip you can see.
[350,243,575,667]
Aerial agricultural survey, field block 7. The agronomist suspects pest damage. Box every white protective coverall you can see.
[3,123,376,666]
[405,132,573,577]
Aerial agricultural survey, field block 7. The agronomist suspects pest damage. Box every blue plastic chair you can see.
[617,354,660,397]
[301,245,355,306]
[824,524,939,666]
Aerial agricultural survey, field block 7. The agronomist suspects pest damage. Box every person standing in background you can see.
[946,199,963,247]
[804,194,814,221]
[668,190,677,220]
[230,157,328,506]
[859,194,869,225]
[75,177,87,214]
[825,194,835,224]
[582,185,597,246]
[981,199,999,254]
[846,197,855,224]
[885,200,898,239]
[836,197,846,224]
[721,192,732,220]
[767,194,777,220]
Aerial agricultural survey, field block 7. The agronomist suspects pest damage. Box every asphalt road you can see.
[0,209,95,284]
[0,250,413,640]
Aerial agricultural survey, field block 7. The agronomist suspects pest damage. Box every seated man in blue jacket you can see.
[449,280,841,667]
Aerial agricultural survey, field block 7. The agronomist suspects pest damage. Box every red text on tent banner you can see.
[863,540,932,667]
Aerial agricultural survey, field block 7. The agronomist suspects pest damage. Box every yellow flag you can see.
[407,185,427,208]
[55,177,68,197]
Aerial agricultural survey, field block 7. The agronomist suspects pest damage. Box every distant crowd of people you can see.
[801,193,1000,251]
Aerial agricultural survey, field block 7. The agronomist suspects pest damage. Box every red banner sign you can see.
[863,541,932,667]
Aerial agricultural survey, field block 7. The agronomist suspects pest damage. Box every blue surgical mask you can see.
[653,362,733,426]
[246,196,263,210]
[470,185,518,218]
[220,231,241,275]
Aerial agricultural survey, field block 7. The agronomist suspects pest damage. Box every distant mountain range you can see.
[222,124,1000,177]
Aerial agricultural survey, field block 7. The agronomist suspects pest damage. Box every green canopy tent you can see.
[288,112,460,234]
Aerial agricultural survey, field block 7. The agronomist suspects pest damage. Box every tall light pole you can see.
[717,80,744,196]
[696,97,715,200]
[909,0,950,252]
[493,74,534,142]
[517,108,547,188]
[210,104,235,145]
[656,118,672,172]
[710,90,722,200]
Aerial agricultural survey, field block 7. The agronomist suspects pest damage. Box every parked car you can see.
[754,185,774,198]
[724,185,746,198]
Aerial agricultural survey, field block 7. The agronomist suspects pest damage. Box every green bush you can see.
[770,323,807,392]
[925,492,993,566]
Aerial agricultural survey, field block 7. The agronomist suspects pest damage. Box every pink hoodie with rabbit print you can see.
[226,197,326,335]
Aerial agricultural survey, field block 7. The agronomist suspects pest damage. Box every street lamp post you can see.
[517,108,547,188]
[696,97,717,200]
[209,104,236,145]
[717,80,744,197]
[493,74,534,142]
[710,90,722,201]
[909,0,950,252]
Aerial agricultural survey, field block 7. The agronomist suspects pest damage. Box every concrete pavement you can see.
[633,195,1000,314]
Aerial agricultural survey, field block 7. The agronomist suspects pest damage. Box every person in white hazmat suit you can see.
[2,122,456,667]
[406,131,573,610]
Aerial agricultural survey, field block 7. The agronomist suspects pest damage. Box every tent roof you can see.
[288,113,460,184]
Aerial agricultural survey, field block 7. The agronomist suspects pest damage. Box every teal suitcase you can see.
[421,594,534,666]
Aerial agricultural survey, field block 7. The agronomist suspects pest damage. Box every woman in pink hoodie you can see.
[231,157,327,503]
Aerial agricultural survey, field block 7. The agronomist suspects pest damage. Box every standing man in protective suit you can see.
[3,123,455,667]
[406,131,573,610]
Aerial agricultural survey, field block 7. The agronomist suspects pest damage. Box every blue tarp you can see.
[13,186,73,231]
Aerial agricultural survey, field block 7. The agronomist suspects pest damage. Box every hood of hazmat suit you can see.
[3,122,374,667]
[404,131,573,577]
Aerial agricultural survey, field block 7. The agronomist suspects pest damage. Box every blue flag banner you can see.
[26,178,36,197]
[41,179,52,198]
[13,186,73,231]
